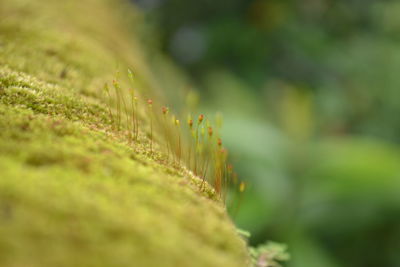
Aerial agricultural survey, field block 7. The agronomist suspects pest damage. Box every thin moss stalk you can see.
[187,116,194,170]
[134,96,139,140]
[112,79,121,130]
[194,114,204,175]
[174,118,181,165]
[147,99,153,154]
[127,69,138,142]
[162,106,171,162]
[103,83,114,128]
[233,181,246,218]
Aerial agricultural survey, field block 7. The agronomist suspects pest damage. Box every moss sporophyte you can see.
[105,70,246,203]
[147,99,153,154]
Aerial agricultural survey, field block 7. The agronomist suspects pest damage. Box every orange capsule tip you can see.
[198,114,204,123]
[208,126,213,136]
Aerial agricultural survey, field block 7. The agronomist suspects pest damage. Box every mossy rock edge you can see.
[0,0,250,266]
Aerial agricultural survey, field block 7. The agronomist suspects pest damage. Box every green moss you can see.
[0,0,249,266]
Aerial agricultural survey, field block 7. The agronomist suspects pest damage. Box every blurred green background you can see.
[132,0,400,266]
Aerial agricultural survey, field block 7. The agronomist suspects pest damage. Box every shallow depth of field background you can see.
[132,1,400,267]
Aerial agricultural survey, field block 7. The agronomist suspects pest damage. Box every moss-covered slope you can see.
[0,0,249,266]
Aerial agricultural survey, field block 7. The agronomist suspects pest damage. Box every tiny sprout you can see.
[188,119,193,128]
[239,181,246,192]
[147,99,153,106]
[175,119,180,126]
[208,126,213,137]
[198,114,204,124]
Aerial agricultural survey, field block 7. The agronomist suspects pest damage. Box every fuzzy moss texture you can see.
[0,0,250,266]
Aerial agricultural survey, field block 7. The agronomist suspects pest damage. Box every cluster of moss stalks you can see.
[0,0,250,266]
[106,73,247,202]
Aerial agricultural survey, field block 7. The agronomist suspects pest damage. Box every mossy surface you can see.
[0,0,249,266]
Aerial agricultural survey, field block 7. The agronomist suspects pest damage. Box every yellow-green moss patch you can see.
[0,0,250,266]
